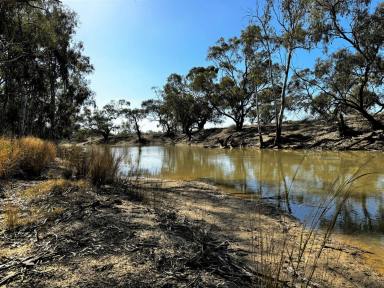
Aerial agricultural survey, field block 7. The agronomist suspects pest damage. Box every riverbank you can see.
[1,165,383,287]
[99,117,384,151]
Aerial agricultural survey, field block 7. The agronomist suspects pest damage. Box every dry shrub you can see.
[3,203,20,230]
[18,136,56,176]
[0,136,56,178]
[88,147,122,186]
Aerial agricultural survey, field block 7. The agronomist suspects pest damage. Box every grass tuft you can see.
[0,138,22,178]
[0,137,56,178]
[3,203,20,231]
[18,137,57,176]
[61,145,122,187]
[88,147,122,186]
[60,145,90,179]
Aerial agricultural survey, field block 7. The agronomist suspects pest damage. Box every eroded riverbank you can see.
[103,118,384,151]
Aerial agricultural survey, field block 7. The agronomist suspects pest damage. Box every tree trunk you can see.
[338,112,347,138]
[165,123,172,136]
[255,91,264,148]
[186,129,192,142]
[135,120,142,142]
[266,49,278,147]
[274,48,293,147]
[102,131,109,143]
[198,119,207,131]
[49,56,57,139]
[20,91,27,136]
[235,116,244,131]
[358,108,384,131]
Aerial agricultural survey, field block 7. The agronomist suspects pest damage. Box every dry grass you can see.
[89,147,122,186]
[0,138,22,178]
[3,203,20,231]
[0,137,57,178]
[22,179,88,198]
[18,136,57,175]
[59,145,90,179]
[60,145,122,186]
[1,179,86,232]
[242,162,372,287]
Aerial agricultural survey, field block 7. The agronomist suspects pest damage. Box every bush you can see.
[0,138,22,178]
[88,147,122,186]
[18,137,57,176]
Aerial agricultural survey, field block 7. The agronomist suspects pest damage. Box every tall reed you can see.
[89,146,123,186]
[249,157,371,287]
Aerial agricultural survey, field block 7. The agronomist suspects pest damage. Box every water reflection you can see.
[113,145,384,242]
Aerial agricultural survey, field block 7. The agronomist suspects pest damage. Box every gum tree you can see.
[207,25,270,131]
[305,0,384,130]
[255,0,312,146]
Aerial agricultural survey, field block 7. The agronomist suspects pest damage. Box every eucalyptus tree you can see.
[207,25,270,131]
[254,0,312,146]
[0,0,93,138]
[142,98,176,136]
[303,0,384,130]
[87,101,125,143]
[186,66,222,130]
[162,73,208,140]
[120,101,147,142]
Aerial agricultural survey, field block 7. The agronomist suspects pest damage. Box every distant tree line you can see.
[0,0,93,138]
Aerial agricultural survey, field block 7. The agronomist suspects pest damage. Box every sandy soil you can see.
[1,171,383,287]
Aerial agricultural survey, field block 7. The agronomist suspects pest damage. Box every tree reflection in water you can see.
[114,145,384,241]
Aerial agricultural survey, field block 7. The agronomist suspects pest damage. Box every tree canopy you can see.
[0,0,93,138]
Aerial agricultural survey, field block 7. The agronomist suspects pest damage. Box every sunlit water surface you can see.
[113,145,384,266]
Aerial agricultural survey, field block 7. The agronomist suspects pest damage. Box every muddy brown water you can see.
[113,145,384,269]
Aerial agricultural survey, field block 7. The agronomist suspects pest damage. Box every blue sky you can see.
[62,0,260,108]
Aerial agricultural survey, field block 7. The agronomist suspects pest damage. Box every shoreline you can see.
[1,172,383,287]
[79,118,384,152]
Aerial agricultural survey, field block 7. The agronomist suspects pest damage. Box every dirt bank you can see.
[1,170,383,287]
[96,116,384,151]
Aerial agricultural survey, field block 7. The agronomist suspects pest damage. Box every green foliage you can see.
[82,100,128,142]
[207,25,272,130]
[2,0,383,143]
[121,106,147,142]
[292,1,384,130]
[0,0,93,139]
